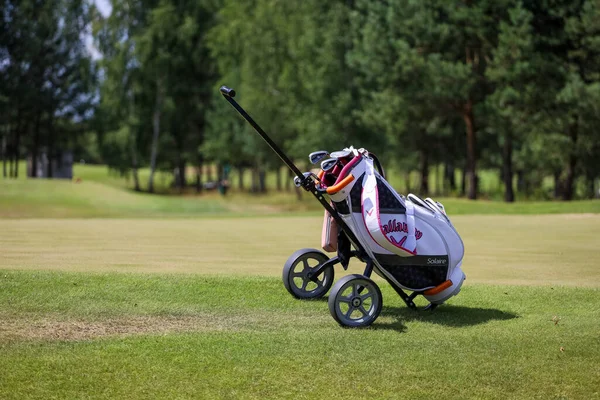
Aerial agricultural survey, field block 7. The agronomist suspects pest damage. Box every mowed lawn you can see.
[1,214,599,399]
[1,214,599,286]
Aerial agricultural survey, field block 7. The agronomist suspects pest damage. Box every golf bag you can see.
[320,147,465,305]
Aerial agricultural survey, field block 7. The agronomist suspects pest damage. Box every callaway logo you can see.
[427,258,447,265]
[381,219,423,240]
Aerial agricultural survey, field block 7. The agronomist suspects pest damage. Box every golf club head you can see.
[320,158,338,172]
[309,150,329,165]
[330,149,352,159]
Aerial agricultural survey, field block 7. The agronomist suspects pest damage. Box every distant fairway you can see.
[1,214,599,286]
[2,176,600,218]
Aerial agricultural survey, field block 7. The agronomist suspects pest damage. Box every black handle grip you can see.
[220,86,236,98]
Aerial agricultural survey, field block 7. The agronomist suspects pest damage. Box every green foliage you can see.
[3,0,600,201]
[0,0,95,177]
[93,0,218,190]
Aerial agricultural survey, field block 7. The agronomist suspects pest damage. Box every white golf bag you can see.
[323,148,466,304]
[220,85,466,326]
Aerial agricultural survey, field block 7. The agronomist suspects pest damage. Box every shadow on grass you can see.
[302,297,517,332]
[373,305,519,332]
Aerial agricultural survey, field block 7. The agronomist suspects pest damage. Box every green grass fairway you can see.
[1,214,599,399]
[1,215,599,286]
[1,272,598,399]
[2,176,600,218]
[0,179,227,218]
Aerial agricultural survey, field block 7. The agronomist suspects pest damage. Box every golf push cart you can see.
[220,86,466,328]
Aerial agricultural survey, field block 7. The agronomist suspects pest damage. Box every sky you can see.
[86,0,113,60]
[95,0,113,18]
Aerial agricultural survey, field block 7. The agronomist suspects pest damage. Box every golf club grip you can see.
[220,86,236,98]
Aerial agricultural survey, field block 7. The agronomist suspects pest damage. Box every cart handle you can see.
[220,86,236,97]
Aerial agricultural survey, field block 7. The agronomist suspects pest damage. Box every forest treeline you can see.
[2,0,600,201]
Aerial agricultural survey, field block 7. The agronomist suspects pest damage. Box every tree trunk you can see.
[205,164,213,183]
[462,100,477,200]
[8,146,14,178]
[562,161,576,201]
[251,167,258,193]
[553,171,561,199]
[586,175,595,199]
[47,152,53,178]
[129,96,140,191]
[177,157,186,192]
[502,133,514,202]
[258,168,266,193]
[237,166,244,190]
[13,124,21,178]
[196,156,203,193]
[10,111,20,178]
[435,164,441,196]
[219,163,225,182]
[47,116,54,178]
[1,133,6,178]
[30,111,42,178]
[131,160,140,192]
[128,132,140,191]
[445,161,456,192]
[561,122,578,201]
[148,82,163,193]
[195,168,202,193]
[175,135,187,192]
[419,147,429,195]
[276,168,282,191]
[461,162,467,196]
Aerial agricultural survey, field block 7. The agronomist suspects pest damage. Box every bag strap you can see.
[405,200,417,252]
[361,158,416,256]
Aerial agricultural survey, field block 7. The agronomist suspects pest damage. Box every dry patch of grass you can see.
[0,312,273,342]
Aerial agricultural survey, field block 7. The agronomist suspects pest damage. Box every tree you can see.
[94,0,217,192]
[1,0,94,178]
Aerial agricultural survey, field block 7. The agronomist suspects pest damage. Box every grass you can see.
[0,179,227,218]
[1,215,600,287]
[2,173,600,218]
[1,163,599,398]
[0,271,598,399]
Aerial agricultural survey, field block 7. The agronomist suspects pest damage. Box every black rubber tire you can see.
[282,248,334,299]
[328,274,382,327]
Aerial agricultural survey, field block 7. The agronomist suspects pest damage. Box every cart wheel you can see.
[328,274,382,327]
[282,249,334,299]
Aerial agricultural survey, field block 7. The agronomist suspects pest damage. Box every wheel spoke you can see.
[292,272,304,278]
[360,292,373,301]
[300,278,310,291]
[302,259,310,273]
[352,283,359,298]
[345,306,354,319]
[358,305,369,317]
[339,296,352,304]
